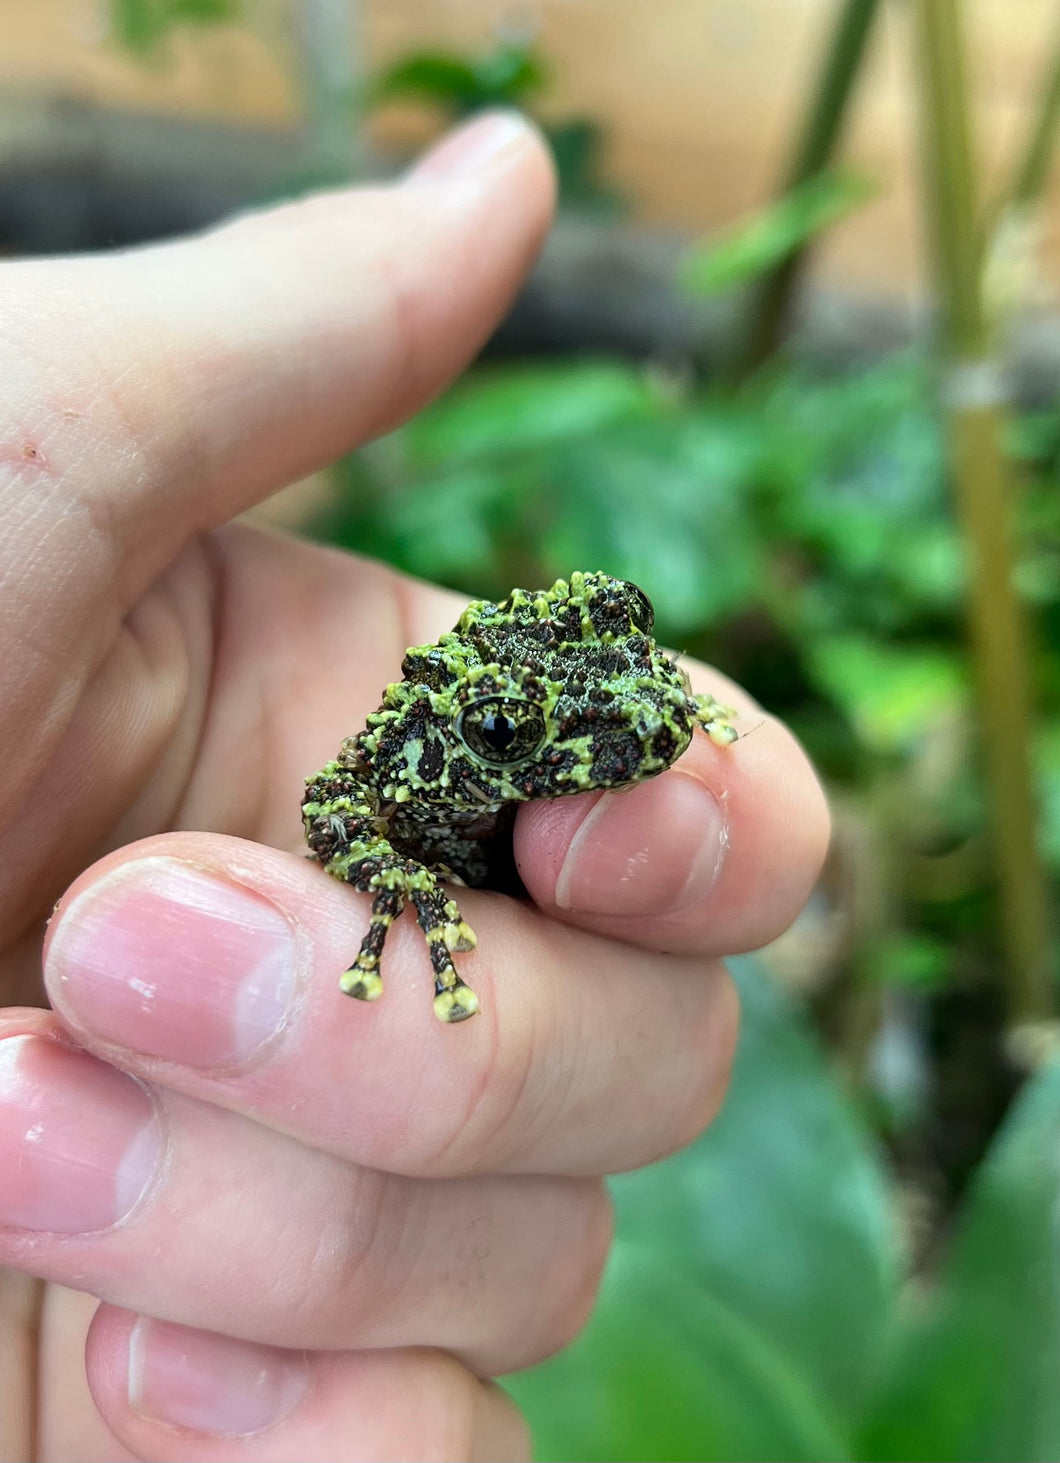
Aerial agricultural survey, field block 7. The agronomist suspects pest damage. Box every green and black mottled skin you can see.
[302,572,738,1023]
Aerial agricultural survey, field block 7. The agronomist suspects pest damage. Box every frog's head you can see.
[365,574,734,810]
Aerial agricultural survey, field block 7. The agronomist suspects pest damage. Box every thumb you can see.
[0,110,553,788]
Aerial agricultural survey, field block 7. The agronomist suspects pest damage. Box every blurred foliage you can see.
[680,170,876,298]
[506,962,1060,1461]
[369,43,547,115]
[316,355,1060,958]
[322,354,956,637]
[861,1051,1060,1462]
[110,13,614,205]
[107,0,242,55]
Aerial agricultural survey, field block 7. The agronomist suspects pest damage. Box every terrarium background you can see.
[6,0,1060,294]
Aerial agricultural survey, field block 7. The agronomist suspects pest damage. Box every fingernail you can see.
[406,109,536,182]
[0,1036,161,1232]
[46,859,297,1069]
[555,775,728,917]
[129,1319,308,1437]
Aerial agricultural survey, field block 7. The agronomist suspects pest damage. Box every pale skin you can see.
[0,113,830,1461]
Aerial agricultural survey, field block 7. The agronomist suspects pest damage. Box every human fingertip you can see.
[551,772,728,919]
[472,1383,532,1463]
[45,856,298,1071]
[0,1035,162,1234]
[405,109,553,187]
[127,1317,310,1438]
[88,1305,532,1463]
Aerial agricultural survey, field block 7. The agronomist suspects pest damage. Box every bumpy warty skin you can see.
[302,572,737,1023]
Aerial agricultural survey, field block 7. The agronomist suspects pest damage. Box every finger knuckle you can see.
[257,1170,393,1343]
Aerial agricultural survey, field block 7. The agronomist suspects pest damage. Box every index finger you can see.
[42,832,737,1179]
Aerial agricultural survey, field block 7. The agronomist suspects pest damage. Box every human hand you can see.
[0,113,829,1461]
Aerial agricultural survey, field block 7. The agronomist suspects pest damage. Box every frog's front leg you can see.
[302,765,480,1022]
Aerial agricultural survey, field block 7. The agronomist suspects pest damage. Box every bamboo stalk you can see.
[1008,12,1060,213]
[294,0,363,180]
[914,0,1051,1023]
[978,11,1060,328]
[740,0,882,373]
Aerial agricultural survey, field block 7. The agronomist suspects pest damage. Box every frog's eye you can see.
[625,582,655,635]
[456,696,548,767]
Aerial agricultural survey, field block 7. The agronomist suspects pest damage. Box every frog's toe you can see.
[694,692,739,746]
[433,982,480,1023]
[445,918,478,952]
[705,720,739,746]
[340,966,384,1001]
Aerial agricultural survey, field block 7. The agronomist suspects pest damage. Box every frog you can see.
[301,571,737,1023]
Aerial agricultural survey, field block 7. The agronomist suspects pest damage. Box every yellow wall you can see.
[0,1,297,125]
[2,0,1059,300]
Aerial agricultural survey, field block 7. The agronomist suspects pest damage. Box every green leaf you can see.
[866,933,953,991]
[1036,723,1060,873]
[611,962,898,1426]
[507,1245,849,1463]
[755,362,952,599]
[369,45,545,114]
[400,362,660,468]
[470,45,546,105]
[110,0,163,52]
[545,119,614,207]
[680,171,876,297]
[808,636,968,753]
[108,0,240,53]
[508,964,896,1461]
[169,0,238,20]
[1006,408,1060,466]
[860,1059,1060,1461]
[380,469,503,584]
[529,412,761,630]
[370,53,480,108]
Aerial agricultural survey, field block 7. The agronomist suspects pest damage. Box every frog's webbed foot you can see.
[303,767,479,1021]
[339,876,401,1003]
[408,878,480,1022]
[694,692,739,747]
[339,863,480,1022]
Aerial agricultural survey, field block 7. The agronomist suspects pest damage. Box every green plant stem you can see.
[978,12,1060,310]
[295,0,362,180]
[739,0,881,373]
[1010,13,1060,212]
[915,0,1050,1023]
